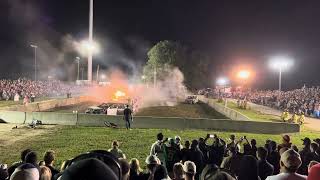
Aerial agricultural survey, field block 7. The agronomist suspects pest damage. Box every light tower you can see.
[269,56,293,98]
[87,0,94,82]
[30,44,38,81]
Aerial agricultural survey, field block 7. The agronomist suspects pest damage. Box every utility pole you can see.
[81,67,84,80]
[87,0,94,82]
[75,57,80,81]
[96,64,100,82]
[30,44,38,81]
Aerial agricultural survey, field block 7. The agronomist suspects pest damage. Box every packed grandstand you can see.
[1,133,320,180]
[0,78,85,101]
[201,86,320,119]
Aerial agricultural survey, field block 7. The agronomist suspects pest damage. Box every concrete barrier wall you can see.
[198,96,250,121]
[25,112,77,125]
[76,114,299,134]
[0,111,300,134]
[63,114,299,134]
[0,96,90,112]
[0,111,26,124]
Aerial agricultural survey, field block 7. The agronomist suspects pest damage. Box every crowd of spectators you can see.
[217,87,320,118]
[0,78,83,101]
[1,133,320,180]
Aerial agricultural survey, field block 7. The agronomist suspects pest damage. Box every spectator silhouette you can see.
[257,147,274,180]
[43,150,59,179]
[183,161,196,180]
[129,158,143,180]
[267,141,280,175]
[181,141,192,163]
[8,149,32,176]
[238,155,260,180]
[109,140,126,159]
[173,163,185,180]
[189,140,204,178]
[221,147,241,177]
[150,133,167,166]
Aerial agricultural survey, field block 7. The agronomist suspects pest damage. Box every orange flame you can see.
[112,90,126,101]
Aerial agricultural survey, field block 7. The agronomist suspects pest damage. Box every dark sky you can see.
[1,0,320,89]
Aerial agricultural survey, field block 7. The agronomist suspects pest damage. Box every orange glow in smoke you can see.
[237,70,250,79]
[112,90,126,101]
[87,70,135,104]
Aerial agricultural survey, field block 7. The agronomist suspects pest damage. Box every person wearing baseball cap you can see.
[298,138,312,175]
[266,149,306,180]
[277,135,292,152]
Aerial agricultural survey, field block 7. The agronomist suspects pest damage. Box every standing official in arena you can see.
[123,105,133,130]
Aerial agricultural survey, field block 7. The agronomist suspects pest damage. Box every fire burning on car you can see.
[86,68,189,113]
[112,90,126,101]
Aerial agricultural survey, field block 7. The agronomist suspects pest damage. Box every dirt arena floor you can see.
[43,101,98,113]
[0,123,56,147]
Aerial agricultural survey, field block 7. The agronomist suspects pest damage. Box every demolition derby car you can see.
[85,103,126,115]
[185,95,199,104]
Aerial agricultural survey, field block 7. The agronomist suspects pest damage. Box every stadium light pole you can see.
[269,56,293,98]
[87,0,94,82]
[75,57,80,81]
[216,77,229,107]
[81,67,84,80]
[30,44,38,81]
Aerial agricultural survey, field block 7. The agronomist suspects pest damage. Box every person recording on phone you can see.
[226,134,241,153]
[204,134,226,166]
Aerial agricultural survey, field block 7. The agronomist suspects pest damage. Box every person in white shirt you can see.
[266,149,307,180]
[14,93,20,102]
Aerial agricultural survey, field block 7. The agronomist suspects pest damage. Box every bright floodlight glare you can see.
[141,75,146,80]
[80,40,100,54]
[269,56,293,70]
[237,70,250,79]
[100,74,106,79]
[216,77,229,86]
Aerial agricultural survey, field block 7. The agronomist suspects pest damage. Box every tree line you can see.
[143,40,212,90]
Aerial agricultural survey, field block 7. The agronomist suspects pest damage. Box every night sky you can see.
[1,0,320,89]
